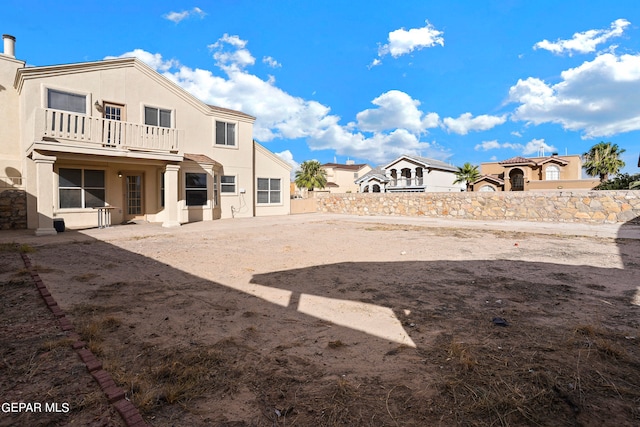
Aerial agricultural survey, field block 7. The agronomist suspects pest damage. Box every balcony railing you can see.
[388,177,424,188]
[36,108,180,153]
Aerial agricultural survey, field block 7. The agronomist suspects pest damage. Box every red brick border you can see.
[20,252,150,427]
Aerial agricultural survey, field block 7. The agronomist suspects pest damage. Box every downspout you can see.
[252,139,256,217]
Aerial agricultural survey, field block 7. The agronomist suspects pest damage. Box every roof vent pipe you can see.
[3,34,16,58]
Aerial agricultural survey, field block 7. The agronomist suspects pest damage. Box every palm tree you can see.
[295,160,327,191]
[453,162,480,191]
[583,142,626,183]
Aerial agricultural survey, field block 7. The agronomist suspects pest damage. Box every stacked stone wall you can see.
[0,189,27,230]
[315,190,640,224]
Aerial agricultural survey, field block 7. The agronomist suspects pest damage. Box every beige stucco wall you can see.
[254,142,291,216]
[0,54,24,183]
[316,191,640,224]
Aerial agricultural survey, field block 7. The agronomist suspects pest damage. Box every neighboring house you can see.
[356,155,462,193]
[319,161,371,193]
[0,34,290,235]
[472,154,599,192]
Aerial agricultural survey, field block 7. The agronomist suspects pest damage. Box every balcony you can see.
[34,108,181,154]
[387,177,425,191]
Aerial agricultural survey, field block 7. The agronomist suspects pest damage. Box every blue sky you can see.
[3,0,640,175]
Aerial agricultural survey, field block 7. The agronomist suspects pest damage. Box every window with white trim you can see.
[215,121,236,146]
[185,172,208,206]
[221,175,236,193]
[47,89,86,114]
[144,106,171,128]
[213,174,219,206]
[257,178,281,204]
[58,168,105,208]
[545,165,560,180]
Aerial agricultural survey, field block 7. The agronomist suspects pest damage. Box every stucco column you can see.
[162,164,181,228]
[33,152,57,236]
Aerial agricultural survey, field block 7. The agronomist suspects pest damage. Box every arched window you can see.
[372,184,381,193]
[509,169,525,191]
[545,165,560,180]
[479,185,496,192]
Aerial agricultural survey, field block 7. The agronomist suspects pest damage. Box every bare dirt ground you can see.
[1,213,640,426]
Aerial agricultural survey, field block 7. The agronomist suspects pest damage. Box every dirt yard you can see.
[1,214,640,426]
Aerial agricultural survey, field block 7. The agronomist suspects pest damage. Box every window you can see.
[479,185,496,192]
[257,178,281,204]
[216,121,236,146]
[160,172,165,208]
[546,165,560,180]
[58,168,105,208]
[221,175,236,193]
[213,175,219,206]
[47,89,86,114]
[144,106,171,128]
[185,172,207,206]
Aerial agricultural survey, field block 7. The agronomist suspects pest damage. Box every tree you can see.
[594,173,640,190]
[582,142,626,183]
[295,160,327,191]
[453,162,481,191]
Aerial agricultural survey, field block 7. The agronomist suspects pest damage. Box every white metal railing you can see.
[36,108,180,153]
[388,177,424,187]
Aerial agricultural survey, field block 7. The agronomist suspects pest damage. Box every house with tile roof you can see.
[472,154,599,192]
[356,155,462,193]
[0,34,291,234]
[318,161,372,193]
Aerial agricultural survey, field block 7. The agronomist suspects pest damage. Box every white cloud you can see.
[208,34,255,71]
[474,139,557,156]
[263,56,281,68]
[522,138,556,156]
[509,52,640,137]
[442,112,507,135]
[104,49,179,72]
[474,138,556,156]
[372,20,444,66]
[356,90,439,133]
[534,19,630,55]
[111,36,450,166]
[275,150,299,180]
[164,7,206,24]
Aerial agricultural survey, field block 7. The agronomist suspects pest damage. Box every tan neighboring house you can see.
[472,154,599,192]
[318,161,371,193]
[0,34,290,235]
[356,155,462,193]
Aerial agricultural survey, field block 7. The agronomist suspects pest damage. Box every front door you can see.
[124,174,144,221]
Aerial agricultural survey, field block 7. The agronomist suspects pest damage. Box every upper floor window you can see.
[145,106,171,128]
[216,121,236,146]
[48,89,86,114]
[545,165,560,180]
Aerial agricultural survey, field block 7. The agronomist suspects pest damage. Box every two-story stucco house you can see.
[356,155,462,193]
[0,34,290,235]
[472,154,599,192]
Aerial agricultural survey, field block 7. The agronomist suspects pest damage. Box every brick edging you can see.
[20,252,150,427]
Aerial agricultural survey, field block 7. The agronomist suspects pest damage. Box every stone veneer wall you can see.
[315,190,640,224]
[0,190,28,230]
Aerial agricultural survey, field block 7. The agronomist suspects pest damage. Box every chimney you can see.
[3,34,15,58]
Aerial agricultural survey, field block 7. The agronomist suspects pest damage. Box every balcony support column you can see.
[162,164,181,228]
[33,152,57,236]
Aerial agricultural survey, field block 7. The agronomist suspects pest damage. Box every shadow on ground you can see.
[1,216,638,426]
